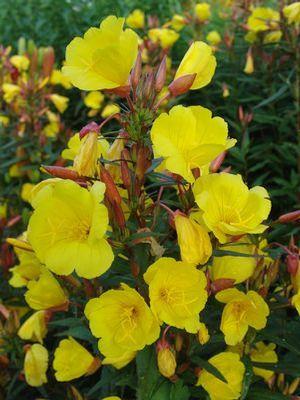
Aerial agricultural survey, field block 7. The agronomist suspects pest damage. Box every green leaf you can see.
[251,361,300,377]
[240,356,254,400]
[247,387,289,399]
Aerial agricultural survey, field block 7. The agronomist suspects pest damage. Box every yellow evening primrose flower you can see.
[85,284,159,368]
[126,9,145,29]
[25,270,68,310]
[10,55,29,70]
[193,173,271,243]
[211,238,256,284]
[21,183,35,203]
[50,94,69,113]
[144,258,208,333]
[195,2,211,22]
[9,246,43,288]
[24,344,48,387]
[148,28,179,49]
[244,51,254,74]
[84,91,104,109]
[2,83,21,103]
[216,288,269,345]
[174,213,212,265]
[50,69,72,89]
[53,337,94,381]
[151,105,235,183]
[247,7,280,32]
[62,16,138,91]
[18,311,47,343]
[174,42,216,90]
[0,115,9,126]
[284,2,300,24]
[101,103,120,118]
[43,121,60,138]
[206,30,222,46]
[250,342,277,381]
[198,322,210,345]
[196,352,245,400]
[171,14,186,31]
[27,180,113,278]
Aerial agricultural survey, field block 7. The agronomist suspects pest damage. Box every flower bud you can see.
[168,73,196,97]
[287,254,299,276]
[73,131,99,177]
[155,56,167,93]
[42,47,55,77]
[211,278,235,294]
[210,151,227,173]
[131,51,142,91]
[174,213,212,265]
[41,165,80,180]
[278,210,300,223]
[244,48,254,74]
[197,322,210,345]
[157,348,176,378]
[121,149,131,189]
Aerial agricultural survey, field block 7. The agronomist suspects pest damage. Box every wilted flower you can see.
[174,42,216,90]
[195,2,211,22]
[196,352,245,400]
[18,311,47,343]
[73,131,100,177]
[144,258,208,332]
[85,284,160,368]
[53,337,95,381]
[25,270,68,310]
[28,180,114,279]
[174,213,212,265]
[126,9,145,29]
[216,288,269,345]
[193,173,271,243]
[151,105,235,182]
[24,344,48,387]
[63,16,138,91]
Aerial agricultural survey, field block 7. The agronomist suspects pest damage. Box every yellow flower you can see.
[157,348,176,378]
[174,42,216,90]
[53,337,94,381]
[174,213,212,265]
[0,115,9,126]
[216,288,269,345]
[10,55,30,70]
[211,239,256,284]
[263,30,282,44]
[144,258,208,332]
[28,179,113,278]
[198,322,210,344]
[2,83,21,103]
[284,2,300,24]
[43,121,60,138]
[151,105,235,183]
[102,398,121,400]
[21,183,35,203]
[0,202,7,218]
[170,14,186,31]
[9,243,43,288]
[245,31,257,43]
[50,69,72,89]
[126,9,145,29]
[18,311,47,343]
[25,270,68,310]
[106,134,125,183]
[61,133,81,160]
[50,94,69,113]
[24,344,48,387]
[101,103,120,118]
[63,16,138,91]
[193,173,271,243]
[85,284,159,368]
[250,342,277,381]
[195,2,211,22]
[84,91,104,110]
[196,352,245,400]
[247,8,280,32]
[148,28,179,49]
[292,290,300,315]
[244,50,254,74]
[206,30,222,46]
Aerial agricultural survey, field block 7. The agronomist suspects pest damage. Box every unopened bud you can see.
[99,166,122,205]
[168,73,196,97]
[121,149,131,189]
[287,254,299,276]
[155,56,167,93]
[143,72,154,101]
[73,131,99,177]
[42,47,55,77]
[197,322,210,345]
[210,151,227,173]
[211,278,235,294]
[175,334,183,352]
[136,145,151,182]
[157,347,176,378]
[41,165,80,180]
[106,85,130,98]
[278,210,300,223]
[288,377,300,395]
[244,48,254,75]
[79,122,99,139]
[131,51,142,90]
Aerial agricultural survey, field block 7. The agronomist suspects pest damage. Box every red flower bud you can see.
[210,151,227,173]
[99,166,122,205]
[41,165,80,180]
[155,56,167,93]
[211,278,235,294]
[278,210,300,223]
[131,51,142,90]
[287,254,299,276]
[168,73,196,97]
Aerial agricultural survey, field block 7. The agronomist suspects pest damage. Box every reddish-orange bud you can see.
[210,151,227,173]
[42,47,55,77]
[136,146,151,182]
[41,165,80,180]
[155,56,167,93]
[211,278,235,294]
[287,254,299,276]
[106,85,130,98]
[99,166,122,205]
[131,51,142,90]
[168,73,196,97]
[121,149,131,189]
[278,210,300,223]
